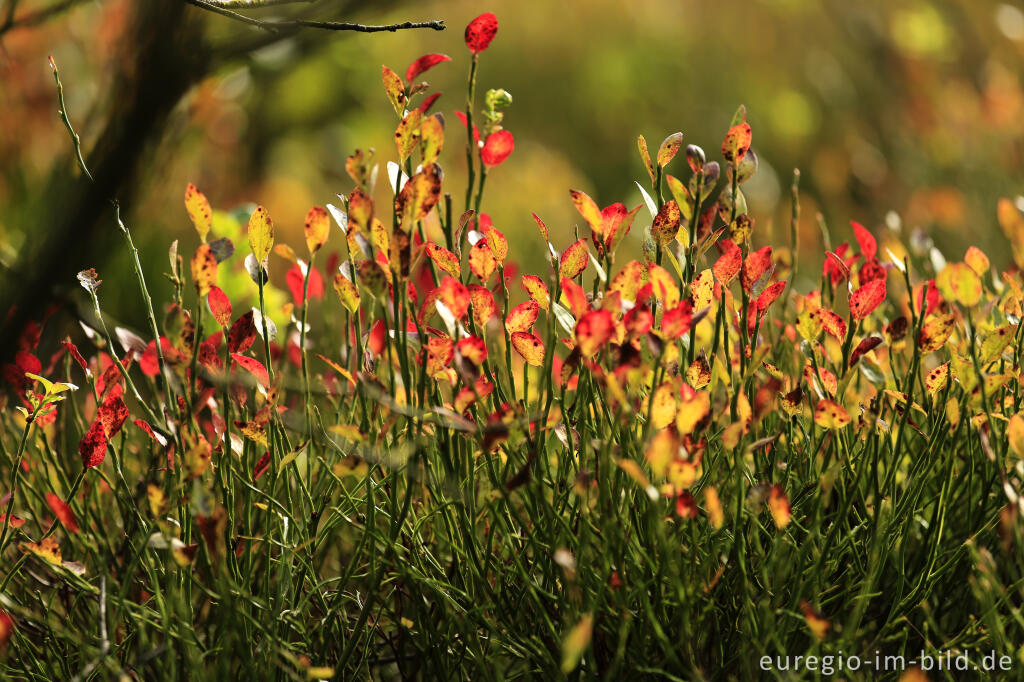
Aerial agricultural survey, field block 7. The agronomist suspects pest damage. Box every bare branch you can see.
[184,0,445,32]
[0,0,87,36]
[197,0,314,7]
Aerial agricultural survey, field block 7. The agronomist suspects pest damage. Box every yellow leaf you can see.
[247,206,274,265]
[420,114,444,165]
[23,538,62,565]
[395,165,442,231]
[980,325,1016,363]
[381,65,406,117]
[645,429,678,478]
[813,399,850,429]
[648,264,680,308]
[332,274,360,313]
[936,262,982,307]
[511,332,545,367]
[686,357,711,389]
[616,458,657,499]
[560,614,594,674]
[304,206,330,254]
[704,487,724,529]
[675,389,710,435]
[925,363,949,399]
[918,314,955,353]
[651,200,682,245]
[1009,413,1024,459]
[394,109,423,162]
[190,243,218,297]
[184,183,212,243]
[690,268,714,311]
[965,245,990,276]
[768,485,791,529]
[801,601,830,640]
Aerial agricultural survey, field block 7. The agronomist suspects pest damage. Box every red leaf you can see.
[232,353,270,388]
[465,12,498,54]
[437,276,471,319]
[531,212,550,242]
[367,320,387,358]
[849,279,886,321]
[406,53,451,82]
[454,111,481,145]
[713,239,742,285]
[208,286,232,328]
[820,309,847,341]
[61,338,89,373]
[481,130,514,167]
[79,419,107,468]
[253,451,271,482]
[851,221,877,261]
[228,311,257,354]
[45,493,78,534]
[98,393,129,438]
[286,265,325,306]
[560,277,589,318]
[418,92,442,114]
[662,302,694,339]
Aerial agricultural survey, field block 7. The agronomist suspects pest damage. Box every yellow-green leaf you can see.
[247,206,274,265]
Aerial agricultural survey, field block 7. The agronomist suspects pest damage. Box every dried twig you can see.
[184,0,445,33]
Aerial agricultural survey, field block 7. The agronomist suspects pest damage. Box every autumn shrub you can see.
[3,11,1024,681]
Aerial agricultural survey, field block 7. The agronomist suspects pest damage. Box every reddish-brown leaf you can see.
[228,311,256,354]
[713,239,742,284]
[79,419,107,468]
[849,336,883,367]
[98,393,129,438]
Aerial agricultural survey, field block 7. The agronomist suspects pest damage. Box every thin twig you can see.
[48,56,92,182]
[198,0,314,7]
[185,0,445,32]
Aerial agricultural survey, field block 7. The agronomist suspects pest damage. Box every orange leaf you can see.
[721,122,752,165]
[575,309,614,356]
[756,280,786,313]
[437,276,470,319]
[469,284,497,327]
[560,277,589,318]
[511,331,545,366]
[559,239,589,279]
[741,246,772,294]
[45,493,78,534]
[395,163,441,231]
[849,279,886,321]
[610,260,645,301]
[456,336,487,365]
[569,189,603,234]
[713,239,742,284]
[184,183,212,243]
[469,241,497,282]
[505,300,540,334]
[820,309,847,342]
[347,188,374,235]
[426,242,461,278]
[768,485,791,529]
[531,212,550,242]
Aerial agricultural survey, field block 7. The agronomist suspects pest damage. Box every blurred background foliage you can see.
[1,0,1024,335]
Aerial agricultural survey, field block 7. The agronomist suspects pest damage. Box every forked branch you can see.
[184,0,445,33]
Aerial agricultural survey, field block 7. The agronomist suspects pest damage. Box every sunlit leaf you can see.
[505,300,539,334]
[45,493,78,534]
[721,122,752,165]
[676,389,710,435]
[850,221,876,260]
[247,206,274,265]
[651,200,682,245]
[559,239,589,279]
[394,109,423,162]
[560,614,593,674]
[936,262,981,307]
[304,206,330,254]
[656,132,683,168]
[849,279,886,321]
[522,274,550,308]
[190,244,218,297]
[426,242,461,279]
[813,399,850,429]
[405,53,451,82]
[575,309,614,356]
[511,332,545,366]
[768,485,791,529]
[232,353,269,388]
[381,65,406,117]
[713,239,742,285]
[918,314,955,353]
[481,130,514,167]
[637,135,655,186]
[650,382,677,429]
[184,183,212,243]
